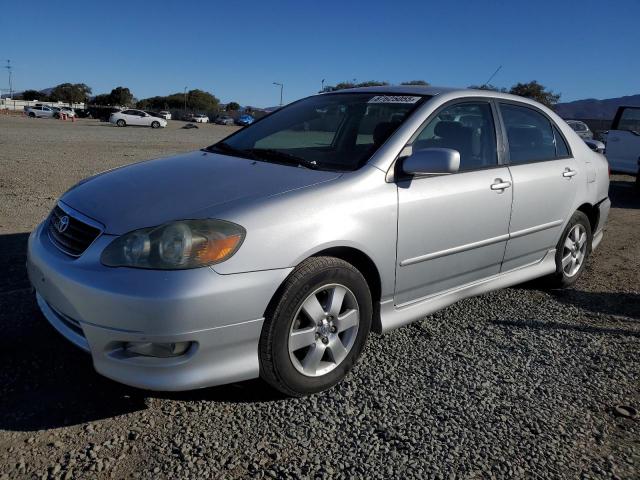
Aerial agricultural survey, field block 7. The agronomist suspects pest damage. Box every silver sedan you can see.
[28,86,610,396]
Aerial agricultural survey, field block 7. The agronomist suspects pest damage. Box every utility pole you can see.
[273,82,283,106]
[184,86,188,112]
[5,60,13,99]
[321,79,325,92]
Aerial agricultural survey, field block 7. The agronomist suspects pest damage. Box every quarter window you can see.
[553,126,570,157]
[412,102,498,171]
[500,104,558,164]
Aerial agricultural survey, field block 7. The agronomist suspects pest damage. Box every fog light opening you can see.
[124,341,192,358]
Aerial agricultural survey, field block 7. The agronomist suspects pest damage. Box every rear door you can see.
[498,102,579,271]
[606,107,640,175]
[395,100,513,304]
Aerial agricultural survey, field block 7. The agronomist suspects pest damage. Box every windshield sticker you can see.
[368,95,421,104]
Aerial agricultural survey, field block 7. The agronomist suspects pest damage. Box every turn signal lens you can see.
[101,219,245,269]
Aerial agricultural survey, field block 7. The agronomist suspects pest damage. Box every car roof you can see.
[325,85,551,106]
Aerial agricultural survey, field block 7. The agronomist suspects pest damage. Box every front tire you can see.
[116,119,126,127]
[151,121,160,129]
[542,211,592,289]
[259,257,372,397]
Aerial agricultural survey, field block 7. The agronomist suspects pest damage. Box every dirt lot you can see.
[0,115,638,479]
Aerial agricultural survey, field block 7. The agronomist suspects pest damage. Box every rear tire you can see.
[116,119,126,127]
[541,211,592,289]
[28,112,36,118]
[259,257,372,397]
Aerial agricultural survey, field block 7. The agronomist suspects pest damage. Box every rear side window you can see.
[500,104,558,164]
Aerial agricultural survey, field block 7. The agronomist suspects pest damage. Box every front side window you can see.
[500,103,557,164]
[207,93,428,171]
[412,102,497,171]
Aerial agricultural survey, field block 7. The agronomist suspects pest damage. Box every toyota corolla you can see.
[27,86,610,396]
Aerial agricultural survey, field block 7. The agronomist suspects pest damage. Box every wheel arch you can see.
[264,246,384,334]
[312,246,382,332]
[577,202,599,236]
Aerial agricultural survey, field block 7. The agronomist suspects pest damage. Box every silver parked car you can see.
[25,105,55,118]
[566,120,593,139]
[27,86,610,396]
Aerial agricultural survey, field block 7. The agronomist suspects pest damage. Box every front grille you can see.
[47,205,101,257]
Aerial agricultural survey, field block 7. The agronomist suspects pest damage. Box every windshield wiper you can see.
[203,142,258,160]
[247,148,320,170]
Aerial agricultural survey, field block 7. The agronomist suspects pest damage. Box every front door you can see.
[395,101,512,305]
[498,102,580,271]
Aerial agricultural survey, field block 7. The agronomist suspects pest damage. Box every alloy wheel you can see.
[288,284,360,377]
[561,224,587,277]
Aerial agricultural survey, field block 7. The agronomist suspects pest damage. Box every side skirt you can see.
[379,249,556,333]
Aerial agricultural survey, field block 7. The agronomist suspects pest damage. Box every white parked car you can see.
[158,111,172,120]
[193,114,210,123]
[25,106,55,118]
[109,109,167,128]
[606,106,640,180]
[59,107,77,118]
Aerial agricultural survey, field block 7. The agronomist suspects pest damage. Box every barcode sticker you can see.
[368,95,421,104]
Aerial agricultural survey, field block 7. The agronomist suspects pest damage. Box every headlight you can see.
[101,219,245,269]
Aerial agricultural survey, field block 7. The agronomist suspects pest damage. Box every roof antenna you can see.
[482,65,502,89]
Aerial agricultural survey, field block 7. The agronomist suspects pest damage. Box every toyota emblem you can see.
[55,215,70,234]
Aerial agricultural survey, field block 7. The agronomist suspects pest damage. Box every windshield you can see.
[206,93,429,171]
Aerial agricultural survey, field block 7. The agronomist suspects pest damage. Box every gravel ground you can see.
[0,115,638,479]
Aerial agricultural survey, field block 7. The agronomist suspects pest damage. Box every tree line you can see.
[17,79,562,111]
[322,79,560,108]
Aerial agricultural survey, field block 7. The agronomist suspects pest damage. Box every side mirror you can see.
[402,148,460,176]
[583,139,605,153]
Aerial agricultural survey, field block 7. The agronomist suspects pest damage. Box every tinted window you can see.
[412,102,497,171]
[618,107,640,132]
[553,126,570,157]
[500,104,556,164]
[122,110,135,115]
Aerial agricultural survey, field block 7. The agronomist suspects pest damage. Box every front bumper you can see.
[27,221,292,391]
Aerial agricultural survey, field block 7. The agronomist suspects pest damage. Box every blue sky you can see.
[2,0,639,107]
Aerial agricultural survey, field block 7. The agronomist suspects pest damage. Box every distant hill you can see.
[555,94,640,120]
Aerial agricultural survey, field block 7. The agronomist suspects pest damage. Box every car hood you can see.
[61,150,341,234]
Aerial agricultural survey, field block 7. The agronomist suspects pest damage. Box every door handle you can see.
[490,179,512,191]
[562,168,577,178]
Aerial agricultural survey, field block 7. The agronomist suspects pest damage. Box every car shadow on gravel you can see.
[0,232,282,432]
[609,179,639,209]
[491,318,640,337]
[551,290,640,321]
